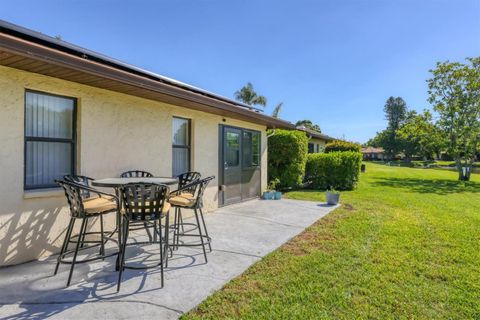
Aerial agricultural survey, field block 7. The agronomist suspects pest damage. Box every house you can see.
[0,20,294,266]
[361,147,385,160]
[296,126,335,153]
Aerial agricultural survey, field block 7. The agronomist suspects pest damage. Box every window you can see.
[242,130,261,167]
[24,90,76,189]
[308,143,315,154]
[172,117,191,176]
[226,131,240,167]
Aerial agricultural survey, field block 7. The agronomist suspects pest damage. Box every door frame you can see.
[218,124,262,207]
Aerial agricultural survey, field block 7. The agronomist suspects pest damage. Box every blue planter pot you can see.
[273,191,282,200]
[263,191,273,200]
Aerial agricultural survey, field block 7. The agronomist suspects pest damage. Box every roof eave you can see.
[0,25,294,130]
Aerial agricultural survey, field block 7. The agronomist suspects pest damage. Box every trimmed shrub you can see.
[305,151,363,190]
[268,129,309,189]
[325,140,361,153]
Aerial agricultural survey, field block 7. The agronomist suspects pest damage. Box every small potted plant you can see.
[262,180,274,200]
[326,188,340,205]
[271,178,282,200]
[263,179,280,200]
[262,189,273,200]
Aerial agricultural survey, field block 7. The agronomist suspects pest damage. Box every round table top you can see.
[92,177,178,188]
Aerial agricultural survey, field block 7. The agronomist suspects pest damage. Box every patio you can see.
[0,198,337,319]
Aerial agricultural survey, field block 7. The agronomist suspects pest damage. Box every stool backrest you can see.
[195,176,215,208]
[180,176,214,209]
[120,170,154,178]
[177,171,201,194]
[56,179,86,218]
[64,175,94,199]
[120,183,169,221]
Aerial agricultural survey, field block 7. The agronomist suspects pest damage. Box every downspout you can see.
[267,128,276,138]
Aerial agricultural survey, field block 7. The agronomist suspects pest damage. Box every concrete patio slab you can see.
[0,199,337,320]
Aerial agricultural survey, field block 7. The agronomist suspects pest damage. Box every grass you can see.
[183,164,480,319]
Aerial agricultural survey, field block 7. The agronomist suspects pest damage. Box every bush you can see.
[268,129,309,189]
[325,140,361,153]
[305,151,363,190]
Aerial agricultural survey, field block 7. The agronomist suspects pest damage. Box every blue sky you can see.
[2,0,479,142]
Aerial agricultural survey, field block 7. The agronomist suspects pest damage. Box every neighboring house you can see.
[361,147,386,160]
[0,20,294,266]
[296,126,335,153]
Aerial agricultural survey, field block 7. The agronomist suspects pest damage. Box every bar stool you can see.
[117,183,170,291]
[55,179,118,287]
[168,176,215,263]
[173,172,201,236]
[120,170,155,241]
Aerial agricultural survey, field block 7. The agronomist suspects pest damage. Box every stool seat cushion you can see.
[83,197,117,214]
[169,194,195,207]
[181,192,194,198]
[162,202,171,213]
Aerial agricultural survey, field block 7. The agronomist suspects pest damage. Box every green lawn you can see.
[184,164,480,319]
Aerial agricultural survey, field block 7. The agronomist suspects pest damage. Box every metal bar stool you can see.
[63,175,116,247]
[168,176,215,263]
[120,170,157,241]
[55,179,118,287]
[117,183,170,291]
[172,172,201,237]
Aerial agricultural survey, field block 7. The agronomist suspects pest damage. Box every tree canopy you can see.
[368,99,445,162]
[295,120,321,133]
[396,110,446,161]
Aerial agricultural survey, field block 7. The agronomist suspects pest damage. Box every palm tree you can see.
[272,102,283,118]
[234,82,267,108]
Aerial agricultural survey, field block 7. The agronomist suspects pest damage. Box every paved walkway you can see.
[0,199,337,320]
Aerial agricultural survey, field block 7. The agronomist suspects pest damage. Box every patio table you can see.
[92,177,178,188]
[92,177,178,269]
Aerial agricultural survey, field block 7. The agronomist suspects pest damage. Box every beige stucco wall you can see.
[309,137,328,152]
[0,65,268,266]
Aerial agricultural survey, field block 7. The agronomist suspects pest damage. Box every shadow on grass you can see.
[371,177,480,195]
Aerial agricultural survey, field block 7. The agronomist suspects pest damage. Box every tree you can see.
[367,130,389,148]
[397,110,446,160]
[272,102,283,118]
[396,111,420,161]
[234,82,267,108]
[427,57,480,181]
[382,97,408,159]
[295,120,321,133]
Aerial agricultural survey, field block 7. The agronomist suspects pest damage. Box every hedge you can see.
[305,151,363,190]
[268,129,309,189]
[325,140,361,153]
